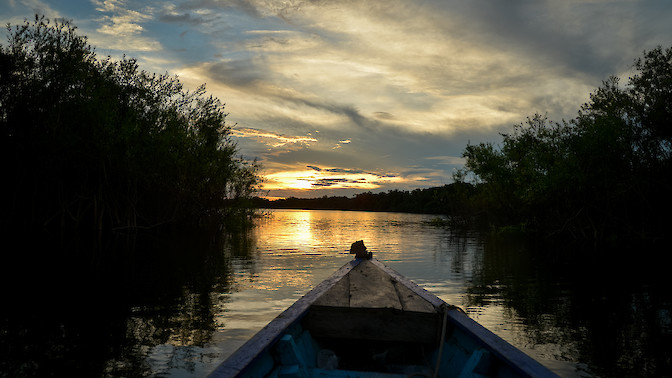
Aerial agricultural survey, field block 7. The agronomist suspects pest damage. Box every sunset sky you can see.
[2,0,671,198]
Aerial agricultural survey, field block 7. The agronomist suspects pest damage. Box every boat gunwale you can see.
[444,306,558,377]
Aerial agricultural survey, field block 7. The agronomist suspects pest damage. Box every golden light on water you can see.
[283,210,313,247]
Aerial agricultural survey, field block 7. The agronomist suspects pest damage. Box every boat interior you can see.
[242,304,519,378]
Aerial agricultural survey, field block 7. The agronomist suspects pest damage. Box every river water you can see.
[2,209,671,377]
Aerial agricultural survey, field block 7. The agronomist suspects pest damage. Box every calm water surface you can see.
[3,209,670,377]
[143,209,669,377]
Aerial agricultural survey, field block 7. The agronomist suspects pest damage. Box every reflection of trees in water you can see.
[1,228,255,377]
[438,229,483,277]
[223,228,261,288]
[102,229,258,377]
[447,231,469,275]
[463,235,672,377]
[105,290,219,376]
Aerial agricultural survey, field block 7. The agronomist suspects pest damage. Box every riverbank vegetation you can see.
[455,46,672,242]
[1,17,260,232]
[254,182,474,215]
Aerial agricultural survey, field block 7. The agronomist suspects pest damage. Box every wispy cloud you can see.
[231,127,317,148]
[425,156,467,166]
[158,7,207,26]
[19,0,60,18]
[91,0,160,51]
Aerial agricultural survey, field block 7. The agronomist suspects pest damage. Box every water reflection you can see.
[210,210,672,378]
[1,227,243,377]
[464,235,672,377]
[2,210,670,377]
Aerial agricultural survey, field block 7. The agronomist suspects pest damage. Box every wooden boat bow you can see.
[209,255,558,378]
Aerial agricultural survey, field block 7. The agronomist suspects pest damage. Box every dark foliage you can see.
[0,17,260,231]
[456,46,672,241]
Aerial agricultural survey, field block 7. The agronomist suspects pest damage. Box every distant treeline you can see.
[456,46,672,241]
[1,17,260,231]
[254,183,475,215]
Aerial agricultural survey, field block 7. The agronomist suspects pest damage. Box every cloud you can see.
[332,139,351,149]
[231,127,317,147]
[425,156,467,166]
[305,165,380,177]
[91,0,161,51]
[158,11,206,25]
[20,0,60,18]
[311,178,354,188]
[253,0,647,127]
[174,0,265,18]
[205,58,269,88]
[196,57,383,126]
[322,167,367,175]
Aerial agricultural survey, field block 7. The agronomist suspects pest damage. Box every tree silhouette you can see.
[1,16,260,231]
[456,46,672,241]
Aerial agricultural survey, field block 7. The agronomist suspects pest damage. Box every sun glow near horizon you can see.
[262,166,410,195]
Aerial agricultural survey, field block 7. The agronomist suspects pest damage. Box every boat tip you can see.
[349,240,372,259]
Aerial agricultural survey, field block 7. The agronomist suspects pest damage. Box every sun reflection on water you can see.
[146,209,591,377]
